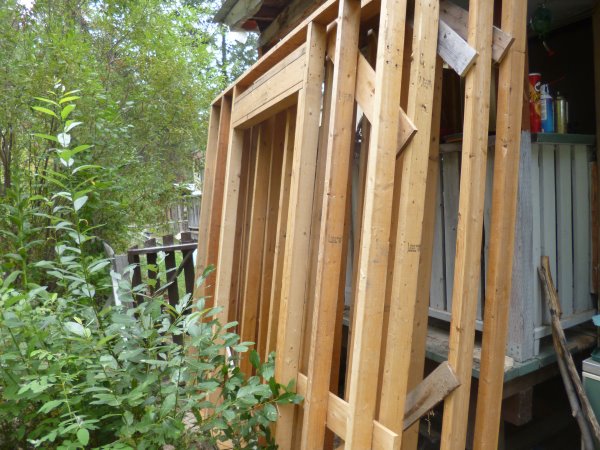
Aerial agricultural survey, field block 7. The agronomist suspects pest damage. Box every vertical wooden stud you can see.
[257,113,286,358]
[274,22,327,448]
[345,0,409,447]
[194,105,221,301]
[266,107,296,354]
[196,97,232,305]
[214,92,246,326]
[401,57,444,450]
[301,0,361,447]
[440,0,495,447]
[378,0,441,438]
[472,0,528,446]
[240,120,274,374]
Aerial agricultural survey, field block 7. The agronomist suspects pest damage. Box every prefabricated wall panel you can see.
[191,0,584,448]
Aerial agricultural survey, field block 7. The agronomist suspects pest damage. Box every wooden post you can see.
[213,89,246,326]
[274,22,327,447]
[163,235,179,307]
[378,0,440,438]
[180,232,196,296]
[193,106,220,300]
[344,0,409,447]
[300,0,360,447]
[440,0,495,448]
[194,98,232,305]
[472,0,527,447]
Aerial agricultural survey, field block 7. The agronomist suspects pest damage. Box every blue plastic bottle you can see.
[540,83,554,133]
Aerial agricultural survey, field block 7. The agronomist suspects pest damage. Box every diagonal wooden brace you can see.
[440,0,514,64]
[296,361,460,448]
[354,52,417,156]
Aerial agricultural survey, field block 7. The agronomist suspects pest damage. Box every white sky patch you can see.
[17,0,35,9]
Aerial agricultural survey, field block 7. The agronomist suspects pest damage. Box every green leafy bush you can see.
[0,90,301,449]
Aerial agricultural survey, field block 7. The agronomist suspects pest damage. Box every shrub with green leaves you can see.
[0,89,301,449]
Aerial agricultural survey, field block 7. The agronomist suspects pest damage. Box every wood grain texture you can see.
[344,0,409,446]
[193,105,220,302]
[401,56,444,450]
[440,0,495,447]
[378,0,441,440]
[300,1,360,446]
[472,0,528,446]
[274,22,327,448]
[239,121,273,375]
[266,107,296,354]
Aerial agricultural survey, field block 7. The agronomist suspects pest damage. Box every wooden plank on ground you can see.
[274,22,327,448]
[440,0,495,447]
[440,0,514,64]
[344,0,409,447]
[239,120,274,375]
[300,0,360,447]
[472,0,528,446]
[266,107,296,354]
[378,0,441,438]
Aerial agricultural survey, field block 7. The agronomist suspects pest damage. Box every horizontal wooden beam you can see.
[232,45,306,128]
[440,0,514,64]
[296,360,459,448]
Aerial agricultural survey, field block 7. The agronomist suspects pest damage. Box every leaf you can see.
[38,400,62,414]
[57,132,71,148]
[32,106,59,119]
[74,195,88,212]
[59,95,81,104]
[33,133,59,143]
[64,121,83,133]
[263,403,278,421]
[160,393,176,418]
[88,260,111,274]
[249,350,260,369]
[34,97,59,106]
[64,321,85,337]
[77,428,89,446]
[61,104,75,120]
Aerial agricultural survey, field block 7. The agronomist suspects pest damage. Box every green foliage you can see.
[0,91,300,449]
[0,0,258,250]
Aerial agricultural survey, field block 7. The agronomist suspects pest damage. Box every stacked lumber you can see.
[194,0,528,448]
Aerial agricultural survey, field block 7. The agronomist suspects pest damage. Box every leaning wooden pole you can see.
[440,0,495,448]
[472,0,527,447]
[539,256,600,445]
